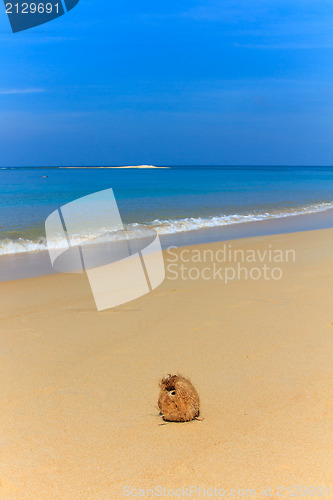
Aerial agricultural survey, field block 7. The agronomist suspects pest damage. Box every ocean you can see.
[1,165,333,256]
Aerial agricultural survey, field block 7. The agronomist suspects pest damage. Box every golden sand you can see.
[1,228,333,498]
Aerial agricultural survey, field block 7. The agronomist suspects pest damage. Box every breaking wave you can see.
[1,201,333,256]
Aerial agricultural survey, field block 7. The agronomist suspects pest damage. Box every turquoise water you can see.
[1,165,333,254]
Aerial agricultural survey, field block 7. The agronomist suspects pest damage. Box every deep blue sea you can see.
[1,165,333,255]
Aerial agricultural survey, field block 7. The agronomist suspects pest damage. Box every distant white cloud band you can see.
[0,88,45,95]
[234,43,333,50]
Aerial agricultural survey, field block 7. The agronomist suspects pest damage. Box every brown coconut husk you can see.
[158,374,200,422]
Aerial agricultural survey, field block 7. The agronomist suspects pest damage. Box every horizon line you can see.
[1,164,333,169]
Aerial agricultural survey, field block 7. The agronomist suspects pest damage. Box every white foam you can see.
[1,201,333,256]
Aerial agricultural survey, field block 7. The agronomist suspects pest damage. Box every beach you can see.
[1,227,333,498]
[2,0,333,492]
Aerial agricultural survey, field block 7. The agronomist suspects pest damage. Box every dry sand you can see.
[1,228,333,498]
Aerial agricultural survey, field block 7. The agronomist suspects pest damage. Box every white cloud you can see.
[0,88,45,95]
[234,42,333,50]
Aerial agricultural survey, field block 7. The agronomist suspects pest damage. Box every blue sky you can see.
[0,0,333,166]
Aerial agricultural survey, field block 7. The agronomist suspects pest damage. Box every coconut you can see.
[158,374,200,422]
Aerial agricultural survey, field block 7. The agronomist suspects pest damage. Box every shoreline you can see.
[1,207,333,282]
